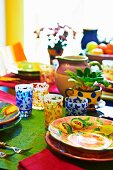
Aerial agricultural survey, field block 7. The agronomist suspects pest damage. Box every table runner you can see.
[0,109,46,170]
[0,90,83,170]
[0,90,46,170]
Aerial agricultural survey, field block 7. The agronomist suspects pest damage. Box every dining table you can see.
[0,89,113,170]
[0,71,113,169]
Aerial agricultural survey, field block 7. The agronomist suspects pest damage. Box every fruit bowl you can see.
[86,53,113,64]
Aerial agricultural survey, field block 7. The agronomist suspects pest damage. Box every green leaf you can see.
[90,72,96,78]
[76,68,83,77]
[65,66,109,90]
[85,82,94,87]
[84,68,90,77]
[83,116,90,121]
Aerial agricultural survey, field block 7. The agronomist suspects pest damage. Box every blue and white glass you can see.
[15,84,33,118]
[65,96,88,116]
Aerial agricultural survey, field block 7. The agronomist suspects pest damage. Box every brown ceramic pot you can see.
[55,55,89,97]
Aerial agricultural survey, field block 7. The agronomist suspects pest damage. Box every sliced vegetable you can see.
[99,124,113,136]
[58,122,72,134]
[4,105,18,115]
[70,118,84,130]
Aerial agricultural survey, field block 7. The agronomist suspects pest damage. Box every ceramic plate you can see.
[0,116,21,131]
[46,132,113,162]
[0,102,19,125]
[48,116,113,151]
[0,77,20,82]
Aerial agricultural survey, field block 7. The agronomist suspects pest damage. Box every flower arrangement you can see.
[34,23,76,50]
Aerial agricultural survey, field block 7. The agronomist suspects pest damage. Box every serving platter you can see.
[46,132,113,162]
[0,102,19,125]
[48,116,113,151]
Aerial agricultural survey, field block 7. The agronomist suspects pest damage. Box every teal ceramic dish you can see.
[0,102,19,125]
[0,116,21,131]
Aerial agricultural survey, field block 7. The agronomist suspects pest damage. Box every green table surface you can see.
[0,109,47,170]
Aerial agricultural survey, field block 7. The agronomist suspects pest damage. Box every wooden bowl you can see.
[86,53,113,64]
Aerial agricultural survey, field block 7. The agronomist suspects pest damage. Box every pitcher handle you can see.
[65,88,74,97]
[89,61,102,70]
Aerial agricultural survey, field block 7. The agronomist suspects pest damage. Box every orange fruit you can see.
[104,43,113,55]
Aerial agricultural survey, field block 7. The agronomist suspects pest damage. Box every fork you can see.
[0,151,14,158]
[0,142,32,154]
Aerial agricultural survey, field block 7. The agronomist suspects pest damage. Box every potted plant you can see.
[34,23,76,64]
[65,67,109,108]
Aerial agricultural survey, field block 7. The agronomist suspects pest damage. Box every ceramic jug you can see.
[55,56,88,97]
[81,29,99,49]
[55,55,101,97]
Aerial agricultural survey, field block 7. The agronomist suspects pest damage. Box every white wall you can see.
[24,0,84,64]
[24,0,113,64]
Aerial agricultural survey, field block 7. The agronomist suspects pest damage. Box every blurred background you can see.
[1,0,113,64]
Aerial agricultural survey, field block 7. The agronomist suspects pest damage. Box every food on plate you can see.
[0,112,5,120]
[70,117,93,130]
[103,73,113,82]
[56,117,93,133]
[102,60,113,81]
[49,116,113,150]
[96,124,113,136]
[70,118,84,130]
[4,105,18,115]
[57,122,72,134]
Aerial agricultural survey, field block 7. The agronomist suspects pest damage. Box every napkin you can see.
[0,90,16,104]
[18,149,84,170]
